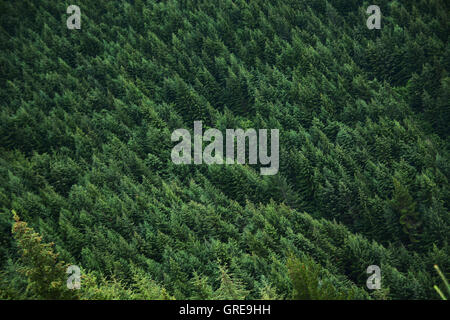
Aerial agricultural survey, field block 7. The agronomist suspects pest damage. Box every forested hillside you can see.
[0,0,449,300]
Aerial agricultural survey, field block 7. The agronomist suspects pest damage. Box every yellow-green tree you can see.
[12,210,77,300]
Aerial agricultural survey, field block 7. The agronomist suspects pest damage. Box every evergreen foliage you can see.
[0,0,448,300]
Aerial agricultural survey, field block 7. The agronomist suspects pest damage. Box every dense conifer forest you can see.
[0,0,449,300]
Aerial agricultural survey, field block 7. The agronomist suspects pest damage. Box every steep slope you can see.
[0,0,448,299]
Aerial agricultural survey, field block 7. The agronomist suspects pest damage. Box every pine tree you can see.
[11,210,77,299]
[213,265,249,300]
[191,272,214,300]
[391,178,421,243]
[287,256,355,300]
